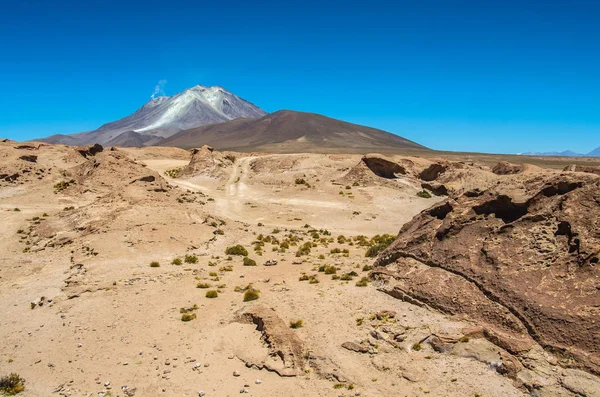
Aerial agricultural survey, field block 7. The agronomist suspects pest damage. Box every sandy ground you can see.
[2,143,597,397]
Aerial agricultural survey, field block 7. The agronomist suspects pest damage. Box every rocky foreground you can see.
[1,139,599,396]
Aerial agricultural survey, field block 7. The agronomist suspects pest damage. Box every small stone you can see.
[255,380,262,385]
[233,371,241,377]
[198,392,205,397]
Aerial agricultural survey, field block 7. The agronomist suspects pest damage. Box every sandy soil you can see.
[1,142,598,397]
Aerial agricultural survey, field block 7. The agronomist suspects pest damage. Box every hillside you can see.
[160,110,427,153]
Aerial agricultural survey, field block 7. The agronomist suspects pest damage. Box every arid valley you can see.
[1,140,599,397]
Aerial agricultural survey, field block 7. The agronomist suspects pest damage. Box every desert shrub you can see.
[257,222,263,226]
[184,254,198,264]
[209,271,218,277]
[318,254,325,259]
[243,287,260,302]
[362,265,373,271]
[164,167,182,178]
[63,206,75,211]
[272,228,280,234]
[309,277,320,284]
[220,265,233,272]
[149,261,160,268]
[365,234,396,257]
[324,265,337,274]
[295,178,306,185]
[13,208,20,212]
[171,258,182,265]
[412,343,422,351]
[181,313,196,322]
[340,274,354,281]
[332,274,340,280]
[460,336,470,343]
[225,245,248,256]
[243,257,256,266]
[296,242,312,257]
[299,274,310,281]
[356,277,369,287]
[0,373,24,395]
[205,290,218,298]
[330,248,341,254]
[290,320,304,329]
[417,190,432,199]
[196,282,211,289]
[53,179,75,193]
[224,154,237,163]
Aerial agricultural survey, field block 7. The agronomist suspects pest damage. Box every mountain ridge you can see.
[159,109,428,153]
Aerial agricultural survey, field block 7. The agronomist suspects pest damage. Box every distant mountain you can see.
[519,148,600,157]
[519,150,583,157]
[37,85,266,146]
[587,146,600,157]
[159,110,427,153]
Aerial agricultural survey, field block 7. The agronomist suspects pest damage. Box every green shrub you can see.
[324,265,337,274]
[243,257,256,266]
[0,373,25,395]
[181,313,196,322]
[340,273,354,281]
[196,282,211,289]
[356,277,369,287]
[243,288,260,302]
[330,248,341,254]
[149,261,160,268]
[296,242,312,257]
[205,290,218,298]
[164,167,182,178]
[171,258,182,265]
[53,180,75,192]
[225,245,248,256]
[184,254,198,264]
[290,320,303,329]
[365,234,396,257]
[417,190,432,199]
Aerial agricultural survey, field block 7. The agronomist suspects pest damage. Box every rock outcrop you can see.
[179,145,235,179]
[492,161,523,175]
[372,172,600,375]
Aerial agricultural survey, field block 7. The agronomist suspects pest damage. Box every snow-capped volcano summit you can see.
[39,85,267,146]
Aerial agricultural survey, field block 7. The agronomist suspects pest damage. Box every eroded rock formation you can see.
[372,173,600,374]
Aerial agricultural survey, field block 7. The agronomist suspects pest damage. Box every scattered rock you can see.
[341,342,369,353]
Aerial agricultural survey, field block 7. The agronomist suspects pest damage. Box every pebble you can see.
[240,389,248,394]
[255,380,262,384]
[198,392,205,397]
[233,371,241,377]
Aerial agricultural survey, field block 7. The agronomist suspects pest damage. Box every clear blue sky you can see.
[1,0,599,153]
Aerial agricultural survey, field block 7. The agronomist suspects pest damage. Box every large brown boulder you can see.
[492,161,523,175]
[372,173,600,374]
